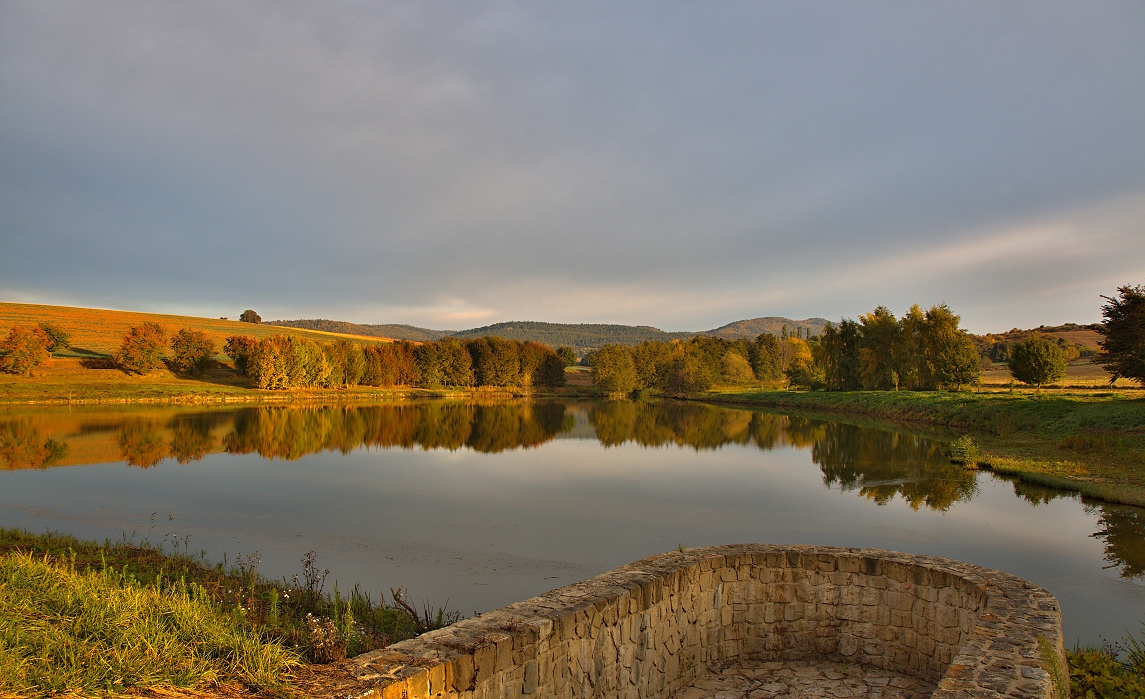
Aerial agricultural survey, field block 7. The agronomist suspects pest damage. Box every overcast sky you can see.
[1,2,1142,333]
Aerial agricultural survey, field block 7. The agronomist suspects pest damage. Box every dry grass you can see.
[0,302,393,359]
[978,358,1134,388]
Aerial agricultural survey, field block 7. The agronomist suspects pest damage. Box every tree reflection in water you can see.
[0,420,67,470]
[2,399,1144,579]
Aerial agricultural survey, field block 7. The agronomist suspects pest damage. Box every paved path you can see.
[674,659,936,699]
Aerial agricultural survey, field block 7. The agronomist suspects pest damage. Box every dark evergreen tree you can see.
[1096,285,1145,385]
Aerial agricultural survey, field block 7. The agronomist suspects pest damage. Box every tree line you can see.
[589,334,785,396]
[224,334,568,390]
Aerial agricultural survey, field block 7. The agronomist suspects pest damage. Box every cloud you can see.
[1,1,1142,331]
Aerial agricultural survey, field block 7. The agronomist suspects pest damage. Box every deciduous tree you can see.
[1009,336,1066,388]
[239,310,262,324]
[170,328,216,375]
[36,323,69,352]
[114,323,166,374]
[0,326,51,375]
[591,344,636,397]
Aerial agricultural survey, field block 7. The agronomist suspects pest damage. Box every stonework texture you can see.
[321,545,1067,699]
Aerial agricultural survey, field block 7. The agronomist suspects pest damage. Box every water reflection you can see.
[1,399,1143,579]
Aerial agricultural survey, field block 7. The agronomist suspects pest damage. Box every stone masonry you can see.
[319,545,1067,699]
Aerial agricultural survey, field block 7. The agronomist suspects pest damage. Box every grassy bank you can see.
[700,388,1145,507]
[0,529,451,698]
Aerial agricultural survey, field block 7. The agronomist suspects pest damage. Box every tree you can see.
[224,335,258,375]
[1009,336,1066,388]
[556,346,577,367]
[36,323,70,352]
[591,344,636,397]
[239,310,262,324]
[536,354,567,388]
[858,306,899,390]
[749,333,782,381]
[169,328,216,375]
[720,351,755,384]
[0,326,51,375]
[114,323,166,374]
[1096,285,1145,385]
[919,304,979,390]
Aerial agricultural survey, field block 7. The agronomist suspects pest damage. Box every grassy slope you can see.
[702,388,1145,506]
[0,529,437,698]
[0,302,395,358]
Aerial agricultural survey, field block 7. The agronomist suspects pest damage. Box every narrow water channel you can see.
[1,400,1140,646]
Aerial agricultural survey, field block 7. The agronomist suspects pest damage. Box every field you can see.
[0,302,394,359]
[978,357,1134,389]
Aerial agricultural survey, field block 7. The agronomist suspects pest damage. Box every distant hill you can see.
[450,322,694,349]
[703,316,832,340]
[266,319,452,342]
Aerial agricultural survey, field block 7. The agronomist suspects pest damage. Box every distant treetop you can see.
[239,310,262,324]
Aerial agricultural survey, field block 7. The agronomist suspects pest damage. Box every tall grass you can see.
[0,551,299,696]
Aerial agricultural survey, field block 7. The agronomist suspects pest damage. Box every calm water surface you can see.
[1,400,1141,645]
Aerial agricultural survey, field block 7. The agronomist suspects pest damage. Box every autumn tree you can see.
[536,353,567,388]
[1009,336,1066,388]
[224,335,258,374]
[918,304,979,390]
[36,322,70,352]
[169,328,216,375]
[115,323,166,374]
[1096,284,1145,385]
[239,310,262,324]
[858,306,899,390]
[592,344,636,397]
[556,346,577,367]
[0,326,51,375]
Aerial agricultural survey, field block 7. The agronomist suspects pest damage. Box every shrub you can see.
[0,326,51,375]
[169,329,216,375]
[114,323,166,374]
[36,323,69,352]
[948,435,979,465]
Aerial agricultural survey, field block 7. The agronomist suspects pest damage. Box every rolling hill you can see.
[266,319,452,342]
[0,302,394,357]
[703,316,832,340]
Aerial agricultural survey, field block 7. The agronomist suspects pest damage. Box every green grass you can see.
[0,529,455,697]
[701,388,1145,506]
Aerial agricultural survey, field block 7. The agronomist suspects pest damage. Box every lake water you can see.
[1,399,1141,646]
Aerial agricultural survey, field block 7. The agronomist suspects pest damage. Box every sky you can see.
[1,2,1142,334]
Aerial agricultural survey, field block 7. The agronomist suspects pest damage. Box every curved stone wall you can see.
[328,545,1066,699]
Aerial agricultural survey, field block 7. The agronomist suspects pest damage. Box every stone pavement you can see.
[674,659,936,699]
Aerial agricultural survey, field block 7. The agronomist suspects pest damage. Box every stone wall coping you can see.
[320,545,1066,699]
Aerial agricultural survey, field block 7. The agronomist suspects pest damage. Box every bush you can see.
[948,435,979,465]
[114,323,166,374]
[36,323,69,352]
[169,329,216,375]
[0,327,51,375]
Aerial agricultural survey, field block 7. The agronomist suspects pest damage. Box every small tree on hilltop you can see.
[0,326,51,375]
[1096,285,1145,385]
[170,328,216,375]
[36,322,70,352]
[1009,336,1066,388]
[115,323,166,374]
[239,310,262,324]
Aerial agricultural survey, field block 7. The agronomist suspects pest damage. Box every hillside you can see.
[0,302,393,357]
[450,322,694,348]
[704,316,832,340]
[267,319,451,342]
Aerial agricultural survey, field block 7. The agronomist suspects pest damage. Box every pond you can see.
[1,399,1141,646]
